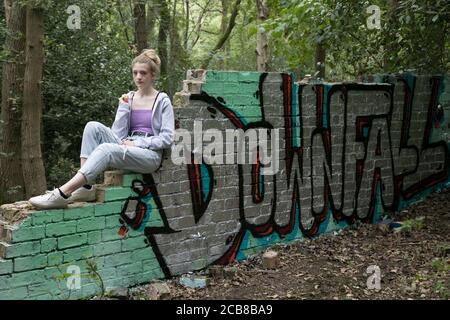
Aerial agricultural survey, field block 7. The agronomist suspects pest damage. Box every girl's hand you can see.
[121,139,135,147]
[119,94,129,105]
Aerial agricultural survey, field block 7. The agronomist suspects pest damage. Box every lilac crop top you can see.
[130,109,153,135]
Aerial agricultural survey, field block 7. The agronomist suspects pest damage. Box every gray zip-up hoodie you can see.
[111,91,175,152]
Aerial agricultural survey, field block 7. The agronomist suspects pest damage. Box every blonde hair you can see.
[132,49,161,79]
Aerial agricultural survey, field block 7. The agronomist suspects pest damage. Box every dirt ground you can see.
[130,188,450,300]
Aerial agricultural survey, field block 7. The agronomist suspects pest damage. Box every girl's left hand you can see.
[121,139,135,147]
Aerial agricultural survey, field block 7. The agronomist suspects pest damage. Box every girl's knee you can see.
[84,121,103,133]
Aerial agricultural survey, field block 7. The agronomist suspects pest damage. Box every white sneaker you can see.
[29,189,69,209]
[69,186,96,203]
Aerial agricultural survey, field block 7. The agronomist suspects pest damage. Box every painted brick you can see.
[102,252,132,267]
[14,254,48,272]
[116,261,143,277]
[10,225,46,243]
[32,210,64,225]
[130,247,154,261]
[0,286,28,300]
[98,187,135,202]
[77,217,106,233]
[63,205,95,220]
[87,231,102,245]
[0,259,13,275]
[93,241,122,256]
[105,215,121,228]
[98,267,117,281]
[1,240,41,258]
[58,233,88,249]
[122,174,143,187]
[28,281,62,298]
[28,293,53,300]
[101,228,121,242]
[94,201,123,216]
[142,259,162,273]
[9,270,46,287]
[41,238,57,253]
[47,252,63,266]
[63,246,93,263]
[46,221,77,237]
[121,237,148,251]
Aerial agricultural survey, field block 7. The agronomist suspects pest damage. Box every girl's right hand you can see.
[119,94,129,105]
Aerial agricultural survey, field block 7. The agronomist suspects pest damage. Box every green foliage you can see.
[399,216,425,232]
[0,0,448,190]
[42,0,132,188]
[263,0,450,79]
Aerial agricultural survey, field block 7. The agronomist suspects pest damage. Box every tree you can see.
[156,0,170,87]
[133,0,147,53]
[0,0,26,203]
[255,0,268,71]
[21,2,46,197]
[200,0,241,69]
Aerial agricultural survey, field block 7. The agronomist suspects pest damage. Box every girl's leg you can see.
[80,121,121,159]
[78,143,162,185]
[59,172,87,196]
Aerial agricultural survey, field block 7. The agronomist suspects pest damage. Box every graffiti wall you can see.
[0,71,449,299]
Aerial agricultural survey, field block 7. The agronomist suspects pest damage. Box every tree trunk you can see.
[255,0,268,72]
[133,0,147,53]
[218,0,229,69]
[315,41,325,79]
[21,5,46,198]
[0,0,26,204]
[200,0,241,69]
[183,0,189,50]
[157,0,170,88]
[383,0,399,71]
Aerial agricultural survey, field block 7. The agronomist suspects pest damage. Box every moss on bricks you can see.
[94,201,124,217]
[58,233,88,250]
[63,205,95,220]
[46,221,78,237]
[77,217,106,233]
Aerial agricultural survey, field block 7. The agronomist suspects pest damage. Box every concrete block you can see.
[262,250,280,269]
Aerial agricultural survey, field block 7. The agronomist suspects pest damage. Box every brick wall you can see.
[0,71,449,299]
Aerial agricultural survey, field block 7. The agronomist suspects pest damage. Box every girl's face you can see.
[132,63,153,89]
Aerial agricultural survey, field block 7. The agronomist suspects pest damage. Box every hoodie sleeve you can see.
[111,91,134,140]
[133,97,175,150]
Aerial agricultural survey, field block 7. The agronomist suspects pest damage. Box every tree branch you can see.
[200,0,242,69]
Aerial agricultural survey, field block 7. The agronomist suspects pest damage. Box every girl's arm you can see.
[111,91,134,140]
